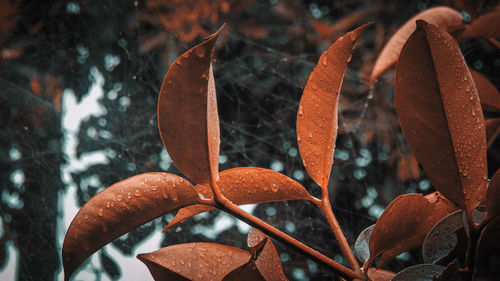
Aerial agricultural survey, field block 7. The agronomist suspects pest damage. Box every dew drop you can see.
[117,193,123,201]
[322,56,328,66]
[134,188,142,196]
[271,184,279,192]
[98,208,103,217]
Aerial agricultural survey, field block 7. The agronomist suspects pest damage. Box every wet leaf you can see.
[62,173,201,281]
[486,169,500,220]
[394,20,488,216]
[422,210,463,263]
[137,242,251,281]
[486,118,500,147]
[367,193,455,267]
[354,224,374,263]
[470,69,500,111]
[391,264,445,281]
[370,7,465,84]
[297,23,372,188]
[222,260,266,281]
[247,228,288,281]
[474,216,500,279]
[158,25,224,186]
[434,259,461,281]
[366,268,395,281]
[458,12,500,41]
[163,167,314,231]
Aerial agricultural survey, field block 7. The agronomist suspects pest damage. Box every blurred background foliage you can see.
[0,0,499,280]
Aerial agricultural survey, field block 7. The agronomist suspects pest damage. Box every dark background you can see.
[0,0,499,280]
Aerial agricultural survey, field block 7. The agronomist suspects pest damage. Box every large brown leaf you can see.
[163,167,315,231]
[367,193,455,267]
[62,173,201,281]
[394,20,488,215]
[297,23,371,188]
[370,6,465,84]
[247,229,288,281]
[470,69,500,111]
[458,12,500,41]
[158,25,224,186]
[138,243,251,281]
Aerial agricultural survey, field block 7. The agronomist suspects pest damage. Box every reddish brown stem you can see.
[210,180,363,280]
[318,190,362,274]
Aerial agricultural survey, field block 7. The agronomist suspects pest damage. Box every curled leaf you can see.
[486,118,500,147]
[163,167,314,231]
[367,193,455,267]
[370,6,465,84]
[391,264,445,281]
[63,173,201,281]
[458,12,500,41]
[422,210,463,263]
[138,243,251,281]
[247,229,288,281]
[470,69,500,111]
[354,224,374,263]
[394,20,488,216]
[486,169,500,220]
[297,23,372,188]
[158,25,224,186]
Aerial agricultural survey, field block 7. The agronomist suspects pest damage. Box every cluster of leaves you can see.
[62,2,500,280]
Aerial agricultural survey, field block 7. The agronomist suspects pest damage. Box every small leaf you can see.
[367,193,456,267]
[158,25,224,186]
[458,12,500,41]
[474,216,500,279]
[394,20,488,217]
[391,264,445,281]
[62,173,201,281]
[370,6,465,84]
[247,229,288,281]
[470,69,500,111]
[366,268,395,281]
[486,118,500,147]
[137,243,251,281]
[354,224,374,263]
[163,167,314,231]
[422,210,463,263]
[297,23,372,188]
[486,169,500,220]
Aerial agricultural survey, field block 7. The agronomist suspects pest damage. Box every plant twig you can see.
[210,179,363,280]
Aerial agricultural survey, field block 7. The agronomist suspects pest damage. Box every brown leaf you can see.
[394,20,488,216]
[158,25,224,186]
[486,169,500,220]
[163,167,314,231]
[367,268,395,281]
[62,173,201,281]
[422,210,463,263]
[470,69,500,111]
[474,216,500,279]
[486,118,500,147]
[247,229,288,281]
[367,193,456,267]
[222,261,266,281]
[370,7,465,84]
[297,23,372,188]
[458,12,500,41]
[138,243,251,281]
[391,264,445,280]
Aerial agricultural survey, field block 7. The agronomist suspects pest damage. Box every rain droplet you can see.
[322,56,328,66]
[271,184,279,192]
[117,193,123,201]
[98,208,103,217]
[134,188,142,196]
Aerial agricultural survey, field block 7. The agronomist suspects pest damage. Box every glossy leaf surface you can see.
[422,210,463,263]
[470,69,500,111]
[391,264,445,281]
[367,193,455,266]
[247,228,288,281]
[366,268,395,281]
[370,6,464,84]
[158,25,224,186]
[394,20,488,215]
[222,261,266,281]
[138,243,251,281]
[354,224,373,263]
[458,12,500,41]
[486,169,500,220]
[163,167,314,231]
[297,23,371,188]
[63,173,201,281]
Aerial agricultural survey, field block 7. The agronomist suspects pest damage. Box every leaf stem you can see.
[210,181,363,280]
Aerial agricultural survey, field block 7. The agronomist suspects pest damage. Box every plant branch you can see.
[210,180,363,280]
